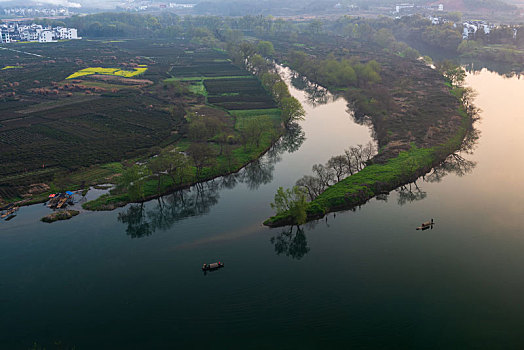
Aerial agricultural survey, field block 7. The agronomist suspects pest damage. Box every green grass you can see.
[188,80,207,96]
[230,108,282,129]
[229,108,281,118]
[234,111,282,129]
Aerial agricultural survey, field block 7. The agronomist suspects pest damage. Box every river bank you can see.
[263,38,475,226]
[82,134,285,211]
[265,110,473,227]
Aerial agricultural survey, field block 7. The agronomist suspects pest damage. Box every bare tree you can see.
[362,141,377,163]
[343,148,358,175]
[327,155,348,182]
[296,175,324,201]
[312,163,334,189]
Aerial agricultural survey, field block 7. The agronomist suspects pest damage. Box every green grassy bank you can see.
[264,108,473,227]
[82,126,281,211]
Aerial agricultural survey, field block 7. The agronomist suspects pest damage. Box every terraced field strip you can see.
[231,109,282,129]
[15,95,101,115]
[164,75,252,82]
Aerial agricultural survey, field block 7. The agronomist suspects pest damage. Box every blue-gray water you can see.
[2,68,524,349]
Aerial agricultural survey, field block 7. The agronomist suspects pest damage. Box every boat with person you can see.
[202,262,224,271]
[416,219,434,230]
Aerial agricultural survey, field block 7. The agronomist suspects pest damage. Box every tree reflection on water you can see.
[117,122,305,238]
[393,126,479,205]
[464,60,524,78]
[270,225,310,260]
[117,203,152,238]
[290,73,334,107]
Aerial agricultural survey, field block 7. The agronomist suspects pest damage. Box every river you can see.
[1,67,524,349]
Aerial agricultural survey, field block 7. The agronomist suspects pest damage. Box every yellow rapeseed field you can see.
[66,66,148,79]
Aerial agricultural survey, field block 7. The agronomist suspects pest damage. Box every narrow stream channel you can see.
[2,67,524,348]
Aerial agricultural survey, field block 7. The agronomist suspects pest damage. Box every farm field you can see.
[0,38,282,205]
[66,66,148,79]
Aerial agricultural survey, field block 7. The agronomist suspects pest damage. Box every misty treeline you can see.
[37,10,524,57]
[296,141,377,202]
[30,12,436,56]
[184,0,515,17]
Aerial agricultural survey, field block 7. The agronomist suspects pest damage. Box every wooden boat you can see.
[47,196,59,208]
[56,197,68,209]
[2,206,18,219]
[5,214,16,221]
[416,219,434,230]
[202,262,224,271]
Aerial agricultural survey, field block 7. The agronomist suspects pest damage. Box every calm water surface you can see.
[1,68,524,349]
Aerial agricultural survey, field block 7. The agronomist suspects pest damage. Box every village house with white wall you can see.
[0,22,81,44]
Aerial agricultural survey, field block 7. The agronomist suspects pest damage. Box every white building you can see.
[39,30,54,43]
[395,3,415,13]
[1,30,11,44]
[1,23,81,43]
[56,27,80,40]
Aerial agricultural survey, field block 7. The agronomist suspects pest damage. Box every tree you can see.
[261,72,280,90]
[373,28,395,48]
[164,149,191,186]
[327,155,348,182]
[271,186,308,225]
[119,164,150,201]
[436,60,466,86]
[296,175,324,201]
[247,54,268,74]
[312,163,335,188]
[188,119,211,141]
[187,143,215,179]
[257,40,275,57]
[148,155,169,194]
[241,115,274,148]
[362,141,377,163]
[271,81,291,102]
[280,97,305,125]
